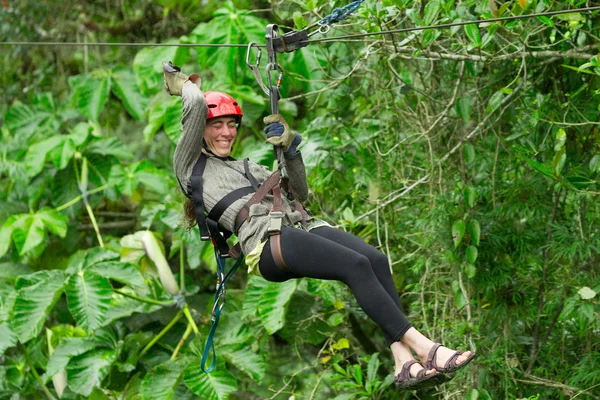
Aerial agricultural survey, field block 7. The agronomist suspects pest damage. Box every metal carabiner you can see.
[246,42,269,96]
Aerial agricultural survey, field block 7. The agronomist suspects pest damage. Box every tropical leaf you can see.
[45,335,111,378]
[184,362,237,400]
[24,135,65,177]
[135,160,172,194]
[464,24,482,47]
[0,322,17,355]
[88,261,146,288]
[258,280,298,334]
[66,348,120,396]
[66,270,113,332]
[10,270,66,343]
[111,68,149,121]
[220,344,266,382]
[0,215,19,258]
[163,97,183,143]
[452,220,466,248]
[49,137,76,170]
[4,100,57,138]
[140,357,188,400]
[68,72,112,122]
[143,101,168,141]
[85,137,134,159]
[242,276,269,318]
[66,247,121,274]
[36,208,68,238]
[467,219,481,246]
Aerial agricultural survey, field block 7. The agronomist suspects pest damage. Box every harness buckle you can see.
[268,211,284,235]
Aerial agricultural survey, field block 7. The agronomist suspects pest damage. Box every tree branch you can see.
[383,46,597,62]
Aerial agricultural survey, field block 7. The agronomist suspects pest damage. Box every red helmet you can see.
[203,92,243,124]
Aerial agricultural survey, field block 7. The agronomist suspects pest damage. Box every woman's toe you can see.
[456,350,472,365]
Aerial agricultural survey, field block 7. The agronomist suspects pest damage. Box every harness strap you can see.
[269,183,290,271]
[244,158,261,191]
[207,186,255,226]
[234,170,282,233]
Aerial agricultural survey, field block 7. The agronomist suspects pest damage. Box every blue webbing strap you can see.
[319,0,364,26]
[200,250,244,373]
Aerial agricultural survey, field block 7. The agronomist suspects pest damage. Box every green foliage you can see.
[1,0,600,399]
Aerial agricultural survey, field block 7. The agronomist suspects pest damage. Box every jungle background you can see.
[1,0,599,399]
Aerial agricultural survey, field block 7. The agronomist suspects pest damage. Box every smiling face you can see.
[204,116,238,157]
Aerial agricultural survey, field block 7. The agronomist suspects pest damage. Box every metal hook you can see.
[245,42,261,69]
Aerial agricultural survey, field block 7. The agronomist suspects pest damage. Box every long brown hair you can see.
[182,198,196,231]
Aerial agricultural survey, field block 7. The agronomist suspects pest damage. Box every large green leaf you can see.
[452,220,466,248]
[10,270,65,343]
[66,348,119,396]
[423,0,440,25]
[85,137,134,159]
[258,280,298,334]
[89,261,146,288]
[66,247,120,274]
[140,358,188,400]
[108,164,138,196]
[49,137,76,170]
[184,362,237,400]
[0,215,19,258]
[68,72,112,122]
[242,276,269,318]
[11,214,46,255]
[37,208,68,238]
[135,160,171,194]
[4,100,55,138]
[163,98,183,143]
[0,322,17,355]
[24,135,65,177]
[45,335,110,378]
[66,271,113,333]
[220,344,265,382]
[111,68,149,121]
[143,101,168,141]
[464,24,482,47]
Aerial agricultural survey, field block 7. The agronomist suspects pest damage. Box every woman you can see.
[163,62,475,389]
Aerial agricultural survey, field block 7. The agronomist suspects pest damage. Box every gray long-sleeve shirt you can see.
[173,81,311,255]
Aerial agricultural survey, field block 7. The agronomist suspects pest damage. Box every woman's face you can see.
[204,116,238,157]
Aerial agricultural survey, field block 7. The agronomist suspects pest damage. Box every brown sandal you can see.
[425,343,477,374]
[394,360,447,390]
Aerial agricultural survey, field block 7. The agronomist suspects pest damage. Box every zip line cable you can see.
[304,5,600,44]
[0,42,255,48]
[0,6,598,49]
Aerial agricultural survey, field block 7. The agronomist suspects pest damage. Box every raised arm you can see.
[173,82,207,196]
[163,62,206,196]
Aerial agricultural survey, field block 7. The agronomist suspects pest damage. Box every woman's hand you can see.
[162,61,201,96]
[263,114,301,157]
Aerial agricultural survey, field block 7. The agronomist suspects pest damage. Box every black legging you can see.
[259,226,412,346]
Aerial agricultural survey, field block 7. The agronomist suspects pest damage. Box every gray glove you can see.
[263,114,295,150]
[162,61,201,96]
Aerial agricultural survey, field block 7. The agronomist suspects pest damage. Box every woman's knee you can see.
[341,254,378,285]
[371,251,391,275]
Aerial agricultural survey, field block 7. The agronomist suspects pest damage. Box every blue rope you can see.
[319,0,365,26]
[200,250,244,373]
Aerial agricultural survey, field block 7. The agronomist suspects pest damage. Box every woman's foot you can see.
[423,343,476,373]
[394,358,437,379]
[394,360,445,390]
[400,328,476,373]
